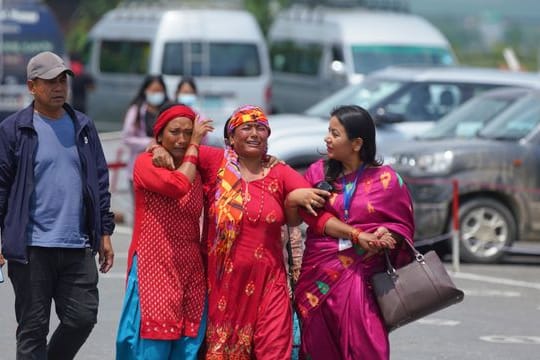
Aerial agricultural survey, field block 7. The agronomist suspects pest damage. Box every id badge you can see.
[338,238,352,251]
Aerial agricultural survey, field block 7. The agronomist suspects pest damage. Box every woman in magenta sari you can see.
[294,105,415,360]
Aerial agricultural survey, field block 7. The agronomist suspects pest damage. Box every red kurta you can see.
[203,163,311,360]
[127,152,206,340]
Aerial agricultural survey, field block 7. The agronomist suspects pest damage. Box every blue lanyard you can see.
[341,163,365,221]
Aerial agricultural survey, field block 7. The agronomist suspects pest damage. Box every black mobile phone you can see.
[315,181,334,194]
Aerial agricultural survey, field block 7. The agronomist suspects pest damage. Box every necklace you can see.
[243,178,266,223]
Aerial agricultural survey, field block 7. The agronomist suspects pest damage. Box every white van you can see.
[86,4,271,130]
[268,6,457,113]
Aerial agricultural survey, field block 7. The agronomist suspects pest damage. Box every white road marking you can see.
[463,289,521,297]
[453,272,540,290]
[480,336,540,345]
[417,318,460,326]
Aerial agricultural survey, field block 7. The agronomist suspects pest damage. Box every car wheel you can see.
[458,197,515,263]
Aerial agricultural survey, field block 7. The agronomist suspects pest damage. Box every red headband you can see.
[153,105,196,141]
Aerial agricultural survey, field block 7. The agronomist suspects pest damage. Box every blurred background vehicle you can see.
[0,0,67,120]
[268,4,456,113]
[309,65,540,137]
[85,2,271,131]
[243,65,540,170]
[388,87,540,263]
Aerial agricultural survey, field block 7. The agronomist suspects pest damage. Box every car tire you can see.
[457,197,516,263]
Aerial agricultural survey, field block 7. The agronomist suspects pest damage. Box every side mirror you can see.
[329,60,346,77]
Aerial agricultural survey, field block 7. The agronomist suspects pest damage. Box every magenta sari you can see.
[294,160,415,360]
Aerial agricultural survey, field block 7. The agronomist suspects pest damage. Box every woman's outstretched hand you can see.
[286,188,331,216]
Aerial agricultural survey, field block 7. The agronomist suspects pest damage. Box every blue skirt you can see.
[116,255,207,359]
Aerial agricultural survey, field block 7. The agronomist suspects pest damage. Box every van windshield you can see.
[351,45,455,74]
[99,40,150,74]
[162,42,261,77]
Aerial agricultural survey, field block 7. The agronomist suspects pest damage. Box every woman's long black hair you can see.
[176,76,198,95]
[325,105,382,184]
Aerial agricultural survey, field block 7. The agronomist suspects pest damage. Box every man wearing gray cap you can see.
[0,51,115,359]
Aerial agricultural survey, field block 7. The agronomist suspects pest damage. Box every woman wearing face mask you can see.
[122,75,169,193]
[175,77,212,145]
[175,77,199,109]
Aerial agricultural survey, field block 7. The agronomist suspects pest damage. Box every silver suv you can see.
[264,65,540,169]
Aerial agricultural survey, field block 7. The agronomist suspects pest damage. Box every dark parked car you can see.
[388,88,540,263]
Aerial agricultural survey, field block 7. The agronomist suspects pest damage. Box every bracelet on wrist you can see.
[187,143,200,152]
[183,155,199,166]
[349,228,363,243]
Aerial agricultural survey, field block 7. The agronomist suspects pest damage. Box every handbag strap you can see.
[383,240,424,275]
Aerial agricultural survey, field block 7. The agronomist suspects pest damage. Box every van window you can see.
[162,42,261,77]
[99,40,150,74]
[270,41,323,75]
[351,45,455,74]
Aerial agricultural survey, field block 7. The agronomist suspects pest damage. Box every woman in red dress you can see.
[201,106,395,359]
[116,105,213,359]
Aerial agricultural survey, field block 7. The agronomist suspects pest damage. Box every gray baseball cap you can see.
[27,51,74,80]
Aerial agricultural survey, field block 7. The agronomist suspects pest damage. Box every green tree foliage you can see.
[44,0,122,54]
[244,0,291,35]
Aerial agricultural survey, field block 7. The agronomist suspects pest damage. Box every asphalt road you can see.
[2,225,539,360]
[1,133,539,359]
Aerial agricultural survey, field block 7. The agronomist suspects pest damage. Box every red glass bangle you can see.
[349,227,363,243]
[183,155,198,166]
[187,143,200,152]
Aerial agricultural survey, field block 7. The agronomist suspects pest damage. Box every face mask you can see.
[146,91,165,106]
[177,94,197,107]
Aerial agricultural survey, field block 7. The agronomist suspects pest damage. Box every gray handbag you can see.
[371,241,465,332]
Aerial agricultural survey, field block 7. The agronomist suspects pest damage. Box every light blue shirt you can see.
[27,111,88,247]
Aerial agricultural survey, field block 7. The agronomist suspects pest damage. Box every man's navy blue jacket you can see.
[0,103,115,263]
